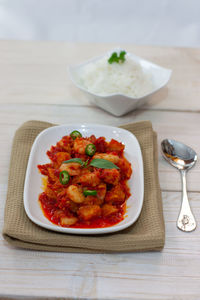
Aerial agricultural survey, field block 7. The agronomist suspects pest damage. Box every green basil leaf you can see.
[108,51,126,64]
[119,50,126,63]
[108,52,118,64]
[90,158,119,169]
[62,158,84,166]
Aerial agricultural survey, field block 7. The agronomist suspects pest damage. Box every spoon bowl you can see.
[161,139,197,170]
[161,139,197,232]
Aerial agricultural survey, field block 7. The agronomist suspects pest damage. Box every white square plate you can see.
[24,124,144,235]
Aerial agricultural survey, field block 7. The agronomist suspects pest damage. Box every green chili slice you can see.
[83,189,97,196]
[70,130,82,140]
[85,144,96,156]
[59,170,70,185]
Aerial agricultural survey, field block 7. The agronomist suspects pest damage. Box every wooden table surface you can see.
[0,40,200,300]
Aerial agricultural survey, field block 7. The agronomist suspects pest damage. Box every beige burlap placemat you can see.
[3,120,165,253]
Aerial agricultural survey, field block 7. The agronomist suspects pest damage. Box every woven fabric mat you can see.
[3,120,165,253]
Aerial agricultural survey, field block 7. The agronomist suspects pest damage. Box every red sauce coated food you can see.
[38,133,132,228]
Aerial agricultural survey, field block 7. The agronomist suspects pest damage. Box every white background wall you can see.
[0,0,199,47]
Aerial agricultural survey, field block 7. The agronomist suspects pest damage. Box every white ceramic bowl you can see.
[24,124,144,235]
[69,49,172,117]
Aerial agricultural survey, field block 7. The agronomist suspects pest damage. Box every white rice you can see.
[76,55,154,98]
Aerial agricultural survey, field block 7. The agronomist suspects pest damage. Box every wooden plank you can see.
[0,184,199,299]
[0,104,199,192]
[0,41,199,111]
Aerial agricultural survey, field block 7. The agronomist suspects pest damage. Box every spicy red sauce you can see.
[38,133,132,228]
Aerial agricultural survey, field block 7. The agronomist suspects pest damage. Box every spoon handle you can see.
[177,170,196,232]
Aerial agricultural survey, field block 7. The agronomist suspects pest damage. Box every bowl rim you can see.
[68,47,172,100]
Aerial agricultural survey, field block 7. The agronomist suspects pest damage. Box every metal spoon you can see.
[161,139,197,232]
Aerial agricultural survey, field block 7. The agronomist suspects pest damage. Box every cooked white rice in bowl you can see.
[75,53,155,98]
